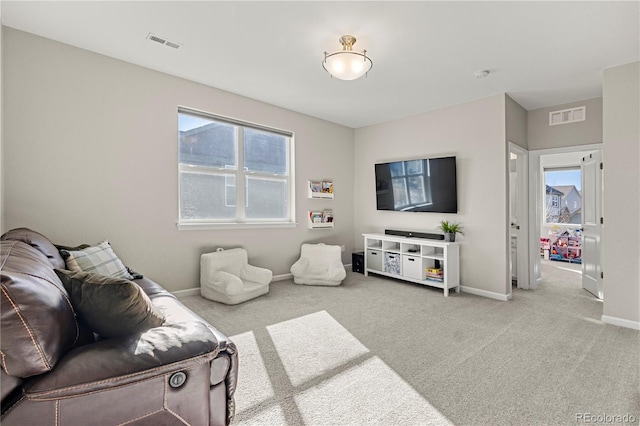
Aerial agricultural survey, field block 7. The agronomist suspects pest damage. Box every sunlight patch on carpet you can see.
[267,310,370,387]
[228,331,275,414]
[294,356,453,425]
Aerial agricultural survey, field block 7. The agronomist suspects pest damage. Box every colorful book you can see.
[322,180,333,194]
[309,180,322,193]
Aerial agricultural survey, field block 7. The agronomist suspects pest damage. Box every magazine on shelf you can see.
[322,180,333,194]
[309,180,322,193]
[309,211,323,223]
[322,210,333,223]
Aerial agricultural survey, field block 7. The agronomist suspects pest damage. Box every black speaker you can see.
[352,252,364,274]
[385,229,445,240]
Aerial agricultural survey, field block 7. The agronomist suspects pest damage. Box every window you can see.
[543,167,581,225]
[178,108,294,229]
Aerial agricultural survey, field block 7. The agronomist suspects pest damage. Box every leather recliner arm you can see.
[24,322,219,400]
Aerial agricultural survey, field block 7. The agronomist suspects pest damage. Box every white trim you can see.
[177,221,297,230]
[460,286,511,301]
[173,273,296,297]
[272,273,293,282]
[508,142,530,292]
[173,287,201,298]
[601,315,640,331]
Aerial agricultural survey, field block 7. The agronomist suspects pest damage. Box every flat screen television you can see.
[375,156,457,213]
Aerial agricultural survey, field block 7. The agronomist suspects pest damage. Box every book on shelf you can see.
[322,180,333,194]
[309,211,323,223]
[425,267,443,282]
[309,210,333,224]
[309,180,322,193]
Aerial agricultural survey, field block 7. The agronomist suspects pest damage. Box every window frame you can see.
[177,107,296,230]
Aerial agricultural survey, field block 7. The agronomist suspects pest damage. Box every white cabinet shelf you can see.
[362,233,460,297]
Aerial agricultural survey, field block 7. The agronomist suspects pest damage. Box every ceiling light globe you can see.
[323,52,372,81]
[323,35,373,81]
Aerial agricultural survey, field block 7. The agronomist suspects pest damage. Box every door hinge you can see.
[601,272,604,279]
[600,217,604,225]
[600,162,603,170]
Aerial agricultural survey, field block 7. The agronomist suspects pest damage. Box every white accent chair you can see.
[200,248,272,305]
[290,243,346,286]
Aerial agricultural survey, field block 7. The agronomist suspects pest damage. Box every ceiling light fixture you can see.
[474,69,490,79]
[323,35,372,81]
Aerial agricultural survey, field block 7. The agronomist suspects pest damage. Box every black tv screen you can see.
[375,156,457,213]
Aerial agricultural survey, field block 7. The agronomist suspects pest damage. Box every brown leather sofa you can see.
[1,228,238,425]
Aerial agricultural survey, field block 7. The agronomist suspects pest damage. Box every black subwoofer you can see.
[352,252,364,274]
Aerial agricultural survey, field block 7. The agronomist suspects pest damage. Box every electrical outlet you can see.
[340,245,346,252]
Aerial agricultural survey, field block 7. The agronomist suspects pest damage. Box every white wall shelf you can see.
[362,233,460,296]
[309,222,334,229]
[308,180,334,199]
[308,210,334,229]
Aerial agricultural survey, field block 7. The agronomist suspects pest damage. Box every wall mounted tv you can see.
[375,156,457,213]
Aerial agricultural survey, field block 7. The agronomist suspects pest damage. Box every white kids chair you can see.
[200,248,272,305]
[290,243,346,286]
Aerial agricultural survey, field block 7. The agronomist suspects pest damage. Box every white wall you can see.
[3,28,355,291]
[354,94,509,297]
[527,97,603,150]
[505,95,527,149]
[602,61,640,326]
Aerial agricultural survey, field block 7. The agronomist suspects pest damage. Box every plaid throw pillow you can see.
[61,241,134,280]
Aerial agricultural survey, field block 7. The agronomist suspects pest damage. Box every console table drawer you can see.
[402,255,424,280]
[366,249,382,271]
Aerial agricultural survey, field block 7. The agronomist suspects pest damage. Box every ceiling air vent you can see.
[549,106,585,126]
[146,33,181,49]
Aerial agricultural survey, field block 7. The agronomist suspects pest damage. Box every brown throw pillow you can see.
[54,269,165,339]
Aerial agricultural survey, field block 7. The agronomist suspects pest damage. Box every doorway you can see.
[528,144,603,298]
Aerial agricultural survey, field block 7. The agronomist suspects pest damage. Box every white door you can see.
[581,150,603,299]
[509,143,530,291]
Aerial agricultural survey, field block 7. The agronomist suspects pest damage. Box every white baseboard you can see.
[601,315,640,330]
[173,263,355,297]
[272,273,292,282]
[172,275,293,296]
[460,286,510,301]
[172,287,201,298]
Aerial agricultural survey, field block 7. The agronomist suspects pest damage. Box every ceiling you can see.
[2,1,639,128]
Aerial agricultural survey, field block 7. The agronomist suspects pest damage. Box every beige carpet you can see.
[180,261,640,425]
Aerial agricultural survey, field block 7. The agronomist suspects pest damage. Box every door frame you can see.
[528,143,603,290]
[508,142,530,291]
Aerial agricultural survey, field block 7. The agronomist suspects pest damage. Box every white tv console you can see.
[362,233,460,297]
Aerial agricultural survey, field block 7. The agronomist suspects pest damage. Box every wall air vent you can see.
[549,106,586,126]
[146,33,181,49]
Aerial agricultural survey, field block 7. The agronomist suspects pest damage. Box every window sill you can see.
[177,222,297,231]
